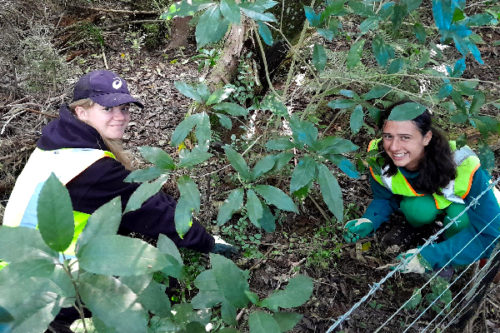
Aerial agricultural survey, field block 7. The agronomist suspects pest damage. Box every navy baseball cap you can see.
[73,70,144,108]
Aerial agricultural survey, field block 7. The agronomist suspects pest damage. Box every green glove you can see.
[343,218,374,243]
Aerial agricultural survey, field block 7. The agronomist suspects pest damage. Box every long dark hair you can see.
[378,102,456,194]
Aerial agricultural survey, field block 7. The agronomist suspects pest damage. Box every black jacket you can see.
[38,105,215,252]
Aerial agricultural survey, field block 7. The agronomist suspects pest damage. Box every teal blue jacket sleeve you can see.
[420,168,500,269]
[362,177,400,230]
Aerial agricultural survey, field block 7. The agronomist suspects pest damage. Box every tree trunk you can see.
[206,19,248,88]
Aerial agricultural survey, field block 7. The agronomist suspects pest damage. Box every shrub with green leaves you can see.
[0,174,312,332]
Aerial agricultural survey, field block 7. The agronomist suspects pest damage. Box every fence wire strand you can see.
[416,242,500,332]
[429,251,500,332]
[326,177,500,333]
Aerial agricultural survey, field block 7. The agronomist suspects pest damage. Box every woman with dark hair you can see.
[343,102,500,273]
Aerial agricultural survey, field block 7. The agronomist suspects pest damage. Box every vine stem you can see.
[60,258,88,332]
[252,23,281,99]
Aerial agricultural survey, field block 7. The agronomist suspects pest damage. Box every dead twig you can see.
[66,5,158,15]
[249,246,276,271]
[103,19,165,31]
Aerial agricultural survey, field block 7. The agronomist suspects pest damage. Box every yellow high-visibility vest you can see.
[2,148,115,259]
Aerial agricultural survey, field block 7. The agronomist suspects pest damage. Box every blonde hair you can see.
[68,99,133,170]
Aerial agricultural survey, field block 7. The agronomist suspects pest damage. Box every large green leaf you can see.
[311,136,358,155]
[224,145,251,180]
[211,254,249,308]
[388,102,427,121]
[171,114,199,147]
[196,83,212,102]
[290,117,318,147]
[0,226,58,263]
[0,259,55,282]
[272,152,293,172]
[317,164,343,221]
[216,113,233,129]
[79,274,148,333]
[265,137,295,151]
[387,58,405,74]
[413,22,426,43]
[251,155,277,180]
[258,204,276,233]
[137,280,171,317]
[124,167,165,183]
[327,156,360,179]
[258,21,274,46]
[290,156,317,193]
[174,81,202,102]
[469,91,485,116]
[220,0,241,23]
[7,298,59,333]
[78,197,121,249]
[175,197,194,238]
[254,185,298,213]
[372,35,394,67]
[217,188,244,225]
[350,104,364,134]
[260,275,313,311]
[359,16,380,34]
[78,235,168,276]
[37,173,74,252]
[327,99,357,110]
[178,146,213,168]
[192,254,250,326]
[313,44,327,72]
[273,312,303,332]
[246,190,264,228]
[138,146,175,170]
[403,0,422,12]
[0,268,74,333]
[157,235,184,279]
[206,87,234,106]
[178,175,201,213]
[239,3,277,22]
[248,312,281,333]
[196,5,230,48]
[157,234,183,265]
[195,112,211,148]
[124,176,167,214]
[347,39,365,69]
[391,4,407,31]
[362,85,391,100]
[213,102,249,116]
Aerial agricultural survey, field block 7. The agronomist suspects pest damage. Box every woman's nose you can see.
[389,138,400,150]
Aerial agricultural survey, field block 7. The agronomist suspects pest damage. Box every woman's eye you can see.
[104,107,111,112]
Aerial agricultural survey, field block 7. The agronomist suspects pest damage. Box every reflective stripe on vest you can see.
[3,148,114,258]
[367,139,480,209]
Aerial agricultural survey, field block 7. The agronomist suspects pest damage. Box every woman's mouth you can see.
[392,152,407,160]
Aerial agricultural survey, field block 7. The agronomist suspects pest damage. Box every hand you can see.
[343,218,374,243]
[211,235,239,259]
[385,248,428,274]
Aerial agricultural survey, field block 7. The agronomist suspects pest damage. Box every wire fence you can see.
[326,177,500,333]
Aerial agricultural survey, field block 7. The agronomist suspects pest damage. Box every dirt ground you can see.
[0,1,499,332]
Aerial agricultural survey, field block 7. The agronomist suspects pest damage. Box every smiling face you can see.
[75,103,130,140]
[382,120,432,171]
